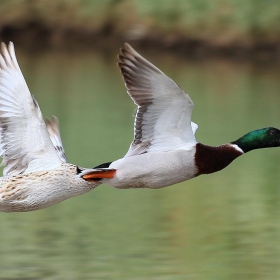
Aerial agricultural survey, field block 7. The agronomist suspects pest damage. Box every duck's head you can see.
[232,127,280,153]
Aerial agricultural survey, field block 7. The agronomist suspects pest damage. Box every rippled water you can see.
[0,47,280,279]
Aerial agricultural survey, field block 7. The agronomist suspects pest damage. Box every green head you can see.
[232,127,280,153]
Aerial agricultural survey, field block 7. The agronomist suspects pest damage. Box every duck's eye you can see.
[269,129,276,135]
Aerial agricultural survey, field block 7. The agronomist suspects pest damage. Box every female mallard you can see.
[0,42,115,212]
[81,43,280,189]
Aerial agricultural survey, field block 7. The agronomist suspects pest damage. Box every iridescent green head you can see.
[232,127,280,153]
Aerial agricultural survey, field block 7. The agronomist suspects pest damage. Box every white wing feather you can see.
[118,43,197,157]
[191,122,198,134]
[0,42,63,176]
[45,116,67,163]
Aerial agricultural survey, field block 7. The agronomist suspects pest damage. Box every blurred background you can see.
[0,1,280,279]
[0,0,280,59]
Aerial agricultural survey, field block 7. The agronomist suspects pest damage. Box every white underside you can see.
[0,163,99,212]
[102,148,197,189]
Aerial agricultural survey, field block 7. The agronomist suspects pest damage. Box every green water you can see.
[0,47,280,279]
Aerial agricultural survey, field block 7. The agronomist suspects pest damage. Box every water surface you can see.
[0,48,280,279]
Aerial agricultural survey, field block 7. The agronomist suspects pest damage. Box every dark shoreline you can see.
[1,23,280,62]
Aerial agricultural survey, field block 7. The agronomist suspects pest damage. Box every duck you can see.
[0,42,115,212]
[80,43,280,189]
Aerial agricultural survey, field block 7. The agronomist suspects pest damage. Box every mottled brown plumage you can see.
[0,42,115,212]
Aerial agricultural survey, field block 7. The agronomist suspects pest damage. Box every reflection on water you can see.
[0,47,280,279]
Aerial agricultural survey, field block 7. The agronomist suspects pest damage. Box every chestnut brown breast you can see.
[195,143,243,176]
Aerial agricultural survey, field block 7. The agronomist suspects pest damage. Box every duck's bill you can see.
[80,168,116,182]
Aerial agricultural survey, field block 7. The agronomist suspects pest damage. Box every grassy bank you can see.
[0,0,280,58]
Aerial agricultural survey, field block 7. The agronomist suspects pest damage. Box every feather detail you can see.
[118,43,197,157]
[0,42,63,176]
[45,116,67,163]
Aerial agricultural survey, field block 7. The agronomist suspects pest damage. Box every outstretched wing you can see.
[0,42,63,176]
[45,116,67,163]
[118,43,197,157]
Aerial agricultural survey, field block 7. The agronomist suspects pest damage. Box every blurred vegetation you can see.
[0,0,279,55]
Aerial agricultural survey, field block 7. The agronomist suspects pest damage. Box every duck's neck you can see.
[195,143,243,175]
[195,127,280,176]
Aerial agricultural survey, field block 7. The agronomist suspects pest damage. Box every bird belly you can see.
[104,149,197,189]
[0,167,99,212]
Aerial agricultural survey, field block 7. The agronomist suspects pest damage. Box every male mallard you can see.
[0,42,115,212]
[81,43,280,189]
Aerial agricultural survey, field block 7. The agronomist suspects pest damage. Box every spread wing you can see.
[0,42,63,176]
[45,116,67,163]
[118,43,197,157]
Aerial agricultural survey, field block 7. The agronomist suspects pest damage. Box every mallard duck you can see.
[0,42,115,212]
[81,43,280,189]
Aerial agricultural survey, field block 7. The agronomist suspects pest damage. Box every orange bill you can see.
[82,169,116,182]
